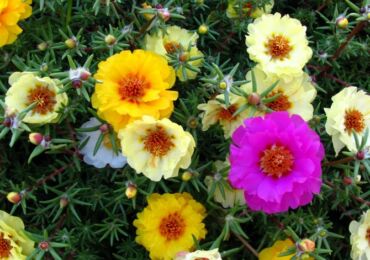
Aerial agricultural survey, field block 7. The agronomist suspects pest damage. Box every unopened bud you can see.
[219,81,227,90]
[80,70,91,81]
[125,185,137,199]
[105,34,117,46]
[319,230,327,237]
[248,93,261,105]
[29,133,44,145]
[182,171,193,182]
[65,38,77,49]
[2,117,12,128]
[37,42,48,51]
[301,253,311,260]
[298,239,315,253]
[141,3,155,21]
[336,16,348,29]
[72,79,83,89]
[356,151,365,160]
[99,124,109,133]
[198,24,208,34]
[158,8,170,21]
[39,241,49,251]
[59,197,69,208]
[187,117,198,129]
[343,176,352,185]
[7,192,22,204]
[40,63,49,72]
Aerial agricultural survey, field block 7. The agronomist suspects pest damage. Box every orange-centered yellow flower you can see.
[0,0,32,47]
[91,49,178,131]
[134,193,207,260]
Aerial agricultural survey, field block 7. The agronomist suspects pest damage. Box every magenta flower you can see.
[229,112,324,214]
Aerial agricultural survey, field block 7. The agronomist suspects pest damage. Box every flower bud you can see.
[125,185,137,199]
[158,8,170,21]
[343,176,352,185]
[356,151,365,160]
[298,239,315,253]
[179,52,189,62]
[80,70,91,81]
[182,171,193,182]
[187,117,198,129]
[198,24,209,34]
[65,38,77,49]
[141,3,155,21]
[7,192,22,204]
[105,34,117,46]
[301,253,311,260]
[99,124,109,133]
[59,197,69,208]
[336,16,348,29]
[29,133,44,145]
[2,117,12,128]
[72,79,83,89]
[248,93,261,105]
[39,241,49,251]
[37,42,48,51]
[219,81,227,90]
[40,63,49,72]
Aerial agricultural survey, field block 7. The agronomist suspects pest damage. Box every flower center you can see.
[266,91,291,111]
[218,104,238,121]
[27,85,57,115]
[164,41,181,54]
[0,233,12,258]
[260,144,294,178]
[143,126,174,157]
[159,212,185,240]
[265,35,292,60]
[118,74,149,103]
[366,228,370,246]
[344,108,365,134]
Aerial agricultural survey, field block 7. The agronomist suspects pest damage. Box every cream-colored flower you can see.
[324,87,370,156]
[0,210,34,259]
[246,13,312,81]
[349,210,370,260]
[5,72,68,124]
[226,0,274,19]
[118,116,195,181]
[144,25,204,81]
[197,93,248,138]
[175,248,222,260]
[241,67,316,121]
[204,161,245,208]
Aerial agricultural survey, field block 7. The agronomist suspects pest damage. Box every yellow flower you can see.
[246,13,312,81]
[324,86,370,156]
[5,72,68,124]
[241,67,316,121]
[204,160,245,208]
[226,0,274,19]
[349,209,370,260]
[0,0,32,47]
[144,25,204,81]
[118,116,195,181]
[134,193,207,260]
[197,93,248,138]
[91,49,178,132]
[0,210,34,259]
[259,239,295,260]
[175,248,222,260]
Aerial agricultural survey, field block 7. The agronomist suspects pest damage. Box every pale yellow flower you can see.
[118,116,195,181]
[0,210,34,259]
[5,72,68,124]
[241,67,316,121]
[246,13,312,81]
[349,210,370,260]
[144,25,204,81]
[175,248,222,260]
[324,87,370,156]
[197,93,248,138]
